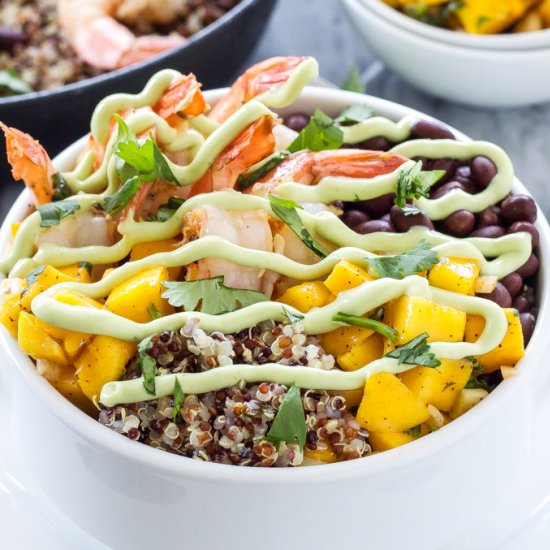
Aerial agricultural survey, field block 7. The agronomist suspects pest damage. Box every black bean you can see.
[507,221,540,249]
[442,210,475,237]
[342,209,369,228]
[356,136,392,151]
[355,220,395,234]
[390,205,434,232]
[284,113,310,133]
[380,213,391,223]
[411,120,455,140]
[500,273,523,298]
[520,313,536,345]
[455,165,472,182]
[430,158,457,184]
[430,180,464,200]
[358,193,395,217]
[477,206,501,228]
[513,295,530,313]
[0,26,28,48]
[482,282,512,308]
[501,194,537,224]
[470,156,497,188]
[516,254,539,279]
[470,225,506,238]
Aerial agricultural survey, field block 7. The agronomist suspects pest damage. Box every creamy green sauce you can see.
[0,61,533,406]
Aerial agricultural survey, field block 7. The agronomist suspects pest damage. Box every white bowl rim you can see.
[362,0,550,51]
[1,86,549,486]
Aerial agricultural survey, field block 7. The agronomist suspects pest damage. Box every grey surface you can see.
[1,0,550,221]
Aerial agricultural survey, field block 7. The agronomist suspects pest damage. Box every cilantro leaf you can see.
[161,277,269,315]
[406,424,421,437]
[386,333,441,368]
[332,312,397,343]
[0,69,31,96]
[51,173,72,201]
[367,240,439,280]
[24,265,46,287]
[269,194,329,258]
[149,197,185,222]
[137,335,157,395]
[282,306,305,324]
[236,151,290,190]
[172,378,185,422]
[341,65,366,94]
[37,199,80,228]
[147,303,163,320]
[267,385,307,449]
[334,104,372,126]
[394,161,445,210]
[79,261,93,275]
[103,176,141,216]
[287,108,343,153]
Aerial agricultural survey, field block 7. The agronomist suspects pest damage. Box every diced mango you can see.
[324,260,373,295]
[106,266,174,323]
[540,0,550,25]
[20,265,76,310]
[449,388,489,420]
[456,0,535,34]
[17,312,70,367]
[0,294,22,338]
[428,256,480,295]
[304,444,338,463]
[277,281,332,313]
[54,289,104,309]
[464,309,525,373]
[369,431,414,452]
[58,263,94,283]
[384,296,466,345]
[337,333,384,372]
[340,388,364,408]
[130,238,182,280]
[35,317,92,360]
[75,335,137,401]
[356,372,431,433]
[320,325,374,356]
[399,358,473,411]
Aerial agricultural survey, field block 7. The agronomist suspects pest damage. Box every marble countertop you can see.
[1,0,549,222]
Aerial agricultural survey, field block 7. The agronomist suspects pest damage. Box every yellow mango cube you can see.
[276,281,332,313]
[130,238,182,280]
[337,333,384,371]
[384,296,466,344]
[76,335,137,401]
[0,294,22,338]
[324,260,373,295]
[17,312,70,367]
[456,0,535,34]
[304,444,338,463]
[356,372,431,433]
[54,289,104,309]
[320,325,373,356]
[449,388,489,420]
[464,309,525,373]
[428,256,481,295]
[399,358,473,411]
[58,263,94,283]
[20,265,76,311]
[35,317,92,360]
[106,266,174,323]
[369,431,414,452]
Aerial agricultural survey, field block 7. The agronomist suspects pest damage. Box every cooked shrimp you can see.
[0,123,55,205]
[153,73,207,123]
[208,56,313,123]
[189,115,276,196]
[183,204,277,296]
[37,210,117,249]
[252,149,408,196]
[57,0,184,70]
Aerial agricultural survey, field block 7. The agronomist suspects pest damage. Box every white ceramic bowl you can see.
[341,0,550,108]
[1,87,550,550]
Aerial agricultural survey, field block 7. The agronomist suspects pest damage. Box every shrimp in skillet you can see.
[183,205,278,296]
[57,0,184,70]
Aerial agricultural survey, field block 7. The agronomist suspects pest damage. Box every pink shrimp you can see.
[0,123,55,205]
[208,56,313,123]
[183,204,278,296]
[153,73,207,124]
[57,0,184,70]
[251,149,408,197]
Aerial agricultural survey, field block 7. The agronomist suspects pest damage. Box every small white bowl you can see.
[1,87,550,549]
[342,0,550,107]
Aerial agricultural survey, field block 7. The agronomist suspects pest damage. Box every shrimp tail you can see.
[0,122,55,205]
[154,73,207,122]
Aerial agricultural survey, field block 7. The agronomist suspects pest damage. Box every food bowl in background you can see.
[341,0,550,108]
[0,0,277,161]
[1,86,550,550]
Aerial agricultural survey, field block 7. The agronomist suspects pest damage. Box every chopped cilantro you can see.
[282,306,305,324]
[287,108,343,153]
[341,65,366,94]
[332,312,397,343]
[147,303,163,320]
[137,335,156,395]
[0,69,31,96]
[37,199,80,228]
[386,333,441,368]
[267,385,307,449]
[334,104,373,126]
[172,378,185,422]
[395,161,446,210]
[236,151,291,190]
